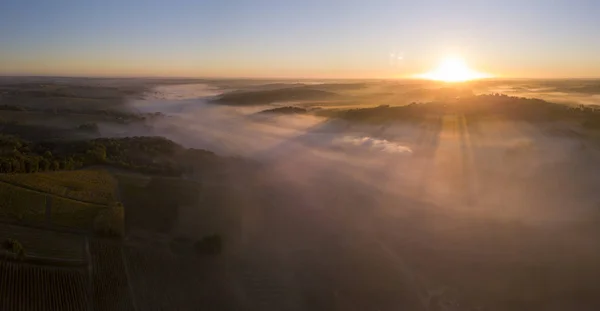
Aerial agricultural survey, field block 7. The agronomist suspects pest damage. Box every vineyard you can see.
[0,224,85,261]
[0,235,145,311]
[90,239,135,311]
[0,261,89,311]
[0,169,117,205]
[123,245,232,310]
[51,196,107,230]
[0,170,124,232]
[0,169,228,310]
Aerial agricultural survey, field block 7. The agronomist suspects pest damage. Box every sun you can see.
[418,56,490,82]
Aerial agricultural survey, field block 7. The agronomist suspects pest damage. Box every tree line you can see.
[0,135,197,176]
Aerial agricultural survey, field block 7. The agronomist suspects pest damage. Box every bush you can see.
[2,238,25,259]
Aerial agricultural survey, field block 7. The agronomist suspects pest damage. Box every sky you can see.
[1,0,599,79]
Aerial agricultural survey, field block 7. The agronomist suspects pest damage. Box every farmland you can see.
[123,245,233,310]
[90,239,135,311]
[0,79,241,310]
[0,224,84,261]
[0,169,117,205]
[0,261,89,311]
[0,170,123,233]
[0,181,47,222]
[50,197,109,230]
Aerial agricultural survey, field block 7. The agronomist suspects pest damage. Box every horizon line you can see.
[2,74,600,81]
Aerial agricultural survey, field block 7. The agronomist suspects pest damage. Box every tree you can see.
[2,238,25,259]
[11,159,21,173]
[40,158,50,171]
[85,145,106,164]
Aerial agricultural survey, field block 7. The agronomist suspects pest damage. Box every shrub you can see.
[2,238,25,259]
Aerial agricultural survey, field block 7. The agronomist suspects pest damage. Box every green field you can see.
[0,182,47,222]
[0,169,117,205]
[0,170,123,234]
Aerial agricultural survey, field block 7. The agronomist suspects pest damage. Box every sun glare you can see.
[418,56,490,82]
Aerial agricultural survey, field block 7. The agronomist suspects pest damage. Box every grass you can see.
[0,182,47,221]
[0,169,117,205]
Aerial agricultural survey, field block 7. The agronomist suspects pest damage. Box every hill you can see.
[258,106,308,114]
[212,87,338,105]
[327,94,600,126]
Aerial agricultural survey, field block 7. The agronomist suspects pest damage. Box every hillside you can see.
[212,87,338,105]
[326,94,600,126]
[258,106,308,114]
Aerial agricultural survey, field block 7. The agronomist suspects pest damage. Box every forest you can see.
[0,134,222,176]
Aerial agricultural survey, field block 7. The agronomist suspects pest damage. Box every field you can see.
[0,182,47,222]
[0,232,136,311]
[0,169,117,205]
[0,261,89,311]
[0,170,122,232]
[0,224,85,261]
[89,239,135,311]
[123,245,233,310]
[50,197,109,230]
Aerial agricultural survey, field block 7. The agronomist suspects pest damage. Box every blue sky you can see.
[1,0,599,78]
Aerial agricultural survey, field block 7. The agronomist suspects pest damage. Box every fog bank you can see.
[124,83,600,310]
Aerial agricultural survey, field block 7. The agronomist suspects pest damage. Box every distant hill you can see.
[258,106,307,114]
[327,94,600,125]
[212,87,338,105]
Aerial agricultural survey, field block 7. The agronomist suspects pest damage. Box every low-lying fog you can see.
[127,84,600,310]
